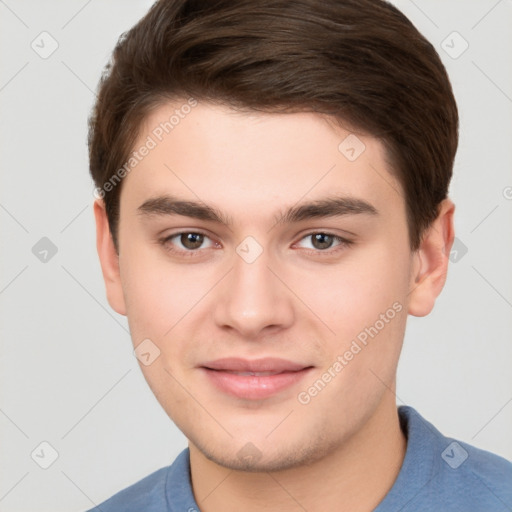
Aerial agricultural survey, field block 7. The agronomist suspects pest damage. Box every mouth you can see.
[200,357,314,400]
[220,370,287,376]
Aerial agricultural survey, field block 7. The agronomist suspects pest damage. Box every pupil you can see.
[313,233,333,250]
[182,233,203,249]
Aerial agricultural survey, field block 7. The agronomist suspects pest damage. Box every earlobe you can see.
[93,199,127,316]
[407,198,455,317]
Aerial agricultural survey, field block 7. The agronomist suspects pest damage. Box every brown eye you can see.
[311,233,335,250]
[295,232,353,255]
[180,233,204,249]
[159,231,217,257]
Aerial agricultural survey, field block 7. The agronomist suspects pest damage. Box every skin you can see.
[94,101,455,512]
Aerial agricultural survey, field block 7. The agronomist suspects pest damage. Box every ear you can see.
[93,199,127,316]
[408,198,455,317]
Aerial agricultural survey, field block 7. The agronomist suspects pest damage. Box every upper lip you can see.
[201,357,310,373]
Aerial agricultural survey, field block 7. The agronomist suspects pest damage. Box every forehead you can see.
[120,101,404,223]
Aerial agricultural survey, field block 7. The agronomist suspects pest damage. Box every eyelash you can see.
[158,231,354,258]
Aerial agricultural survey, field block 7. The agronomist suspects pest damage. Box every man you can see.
[87,0,512,510]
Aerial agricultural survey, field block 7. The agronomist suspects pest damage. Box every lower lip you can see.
[202,367,312,400]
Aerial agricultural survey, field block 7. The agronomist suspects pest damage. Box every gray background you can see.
[1,1,511,511]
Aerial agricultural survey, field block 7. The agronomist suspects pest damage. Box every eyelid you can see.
[159,230,218,253]
[293,231,354,253]
[159,229,354,257]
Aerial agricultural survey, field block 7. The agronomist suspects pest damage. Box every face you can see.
[103,101,419,471]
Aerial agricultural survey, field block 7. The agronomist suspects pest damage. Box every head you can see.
[90,0,458,471]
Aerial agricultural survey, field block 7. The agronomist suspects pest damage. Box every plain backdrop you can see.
[1,1,511,511]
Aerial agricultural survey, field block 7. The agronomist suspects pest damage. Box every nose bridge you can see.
[213,241,294,336]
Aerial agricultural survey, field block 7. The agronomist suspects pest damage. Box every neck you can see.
[189,397,406,512]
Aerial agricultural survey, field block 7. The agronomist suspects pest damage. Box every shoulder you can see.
[85,448,199,512]
[84,448,195,512]
[448,437,512,502]
[85,465,171,512]
[397,406,512,511]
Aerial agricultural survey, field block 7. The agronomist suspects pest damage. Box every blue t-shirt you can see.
[87,406,512,511]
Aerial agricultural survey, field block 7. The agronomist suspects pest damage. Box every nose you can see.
[213,245,295,340]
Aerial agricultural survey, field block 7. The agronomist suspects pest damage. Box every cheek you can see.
[296,243,411,340]
[119,245,209,339]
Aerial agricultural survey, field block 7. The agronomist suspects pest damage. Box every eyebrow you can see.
[136,194,378,226]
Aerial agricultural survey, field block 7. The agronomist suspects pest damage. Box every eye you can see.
[296,232,352,252]
[158,230,353,258]
[160,231,215,254]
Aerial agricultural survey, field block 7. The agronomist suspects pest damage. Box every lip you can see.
[200,357,314,400]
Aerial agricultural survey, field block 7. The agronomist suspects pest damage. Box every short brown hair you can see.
[88,0,459,253]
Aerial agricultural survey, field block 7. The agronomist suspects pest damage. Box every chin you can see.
[191,431,332,473]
